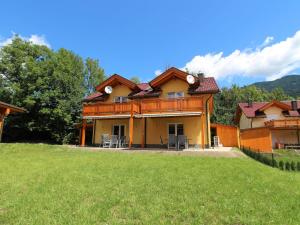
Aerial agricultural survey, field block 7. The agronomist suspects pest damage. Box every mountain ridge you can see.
[250,75,300,97]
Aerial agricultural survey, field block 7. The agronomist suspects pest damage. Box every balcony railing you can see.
[83,101,140,116]
[265,119,300,128]
[83,97,204,117]
[140,97,204,113]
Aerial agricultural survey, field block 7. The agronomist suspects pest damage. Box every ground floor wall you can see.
[93,115,207,148]
[271,129,300,148]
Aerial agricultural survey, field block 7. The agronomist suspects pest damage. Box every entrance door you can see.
[168,124,184,136]
[113,125,125,139]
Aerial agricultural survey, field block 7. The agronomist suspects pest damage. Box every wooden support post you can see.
[201,114,205,149]
[129,102,134,148]
[80,119,86,147]
[141,117,145,148]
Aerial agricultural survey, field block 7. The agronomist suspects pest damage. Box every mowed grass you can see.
[1,144,300,225]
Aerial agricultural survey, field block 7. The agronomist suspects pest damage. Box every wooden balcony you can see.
[140,97,204,114]
[83,101,140,117]
[265,119,300,128]
[83,97,204,117]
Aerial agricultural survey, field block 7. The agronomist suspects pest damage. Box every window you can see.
[114,96,128,103]
[167,92,184,99]
[168,123,184,136]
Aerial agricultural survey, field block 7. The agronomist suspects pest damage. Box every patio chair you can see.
[119,136,128,148]
[110,135,119,148]
[177,135,188,149]
[168,134,177,149]
[101,134,110,148]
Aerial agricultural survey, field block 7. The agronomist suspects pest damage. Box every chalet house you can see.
[80,67,219,149]
[0,101,27,142]
[236,100,300,152]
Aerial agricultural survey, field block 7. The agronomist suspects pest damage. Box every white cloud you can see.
[0,34,50,48]
[182,31,300,81]
[261,36,274,47]
[154,69,162,76]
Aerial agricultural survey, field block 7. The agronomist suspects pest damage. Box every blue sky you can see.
[1,0,300,87]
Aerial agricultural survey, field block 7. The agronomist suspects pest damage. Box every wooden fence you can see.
[240,127,272,153]
[211,123,239,147]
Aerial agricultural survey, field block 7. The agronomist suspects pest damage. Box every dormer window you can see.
[114,96,128,103]
[167,92,184,99]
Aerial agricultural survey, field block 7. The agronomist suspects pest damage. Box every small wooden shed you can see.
[0,101,26,142]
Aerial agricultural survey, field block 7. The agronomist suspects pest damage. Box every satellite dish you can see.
[186,75,195,84]
[104,86,113,94]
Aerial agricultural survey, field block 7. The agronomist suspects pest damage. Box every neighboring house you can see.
[80,67,219,148]
[0,101,27,142]
[236,100,300,152]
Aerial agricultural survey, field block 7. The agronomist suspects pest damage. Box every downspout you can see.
[205,94,213,148]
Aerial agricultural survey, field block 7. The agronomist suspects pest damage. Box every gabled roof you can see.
[85,67,219,102]
[258,100,291,111]
[149,67,189,87]
[236,100,300,122]
[188,77,219,94]
[0,101,27,113]
[95,74,139,93]
[149,67,219,94]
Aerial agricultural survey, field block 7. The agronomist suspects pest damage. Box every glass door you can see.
[113,125,125,139]
[168,124,184,136]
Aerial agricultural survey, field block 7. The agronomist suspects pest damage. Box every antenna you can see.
[104,86,113,94]
[186,75,195,84]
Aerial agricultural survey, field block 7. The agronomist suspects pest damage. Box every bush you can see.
[291,161,296,171]
[273,160,278,168]
[279,161,285,170]
[297,162,300,171]
[285,162,291,171]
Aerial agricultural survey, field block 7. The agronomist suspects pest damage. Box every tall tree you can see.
[0,37,92,143]
[84,58,105,96]
[130,76,140,84]
[211,85,292,125]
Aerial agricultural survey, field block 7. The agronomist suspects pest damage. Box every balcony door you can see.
[112,125,125,139]
[168,123,184,136]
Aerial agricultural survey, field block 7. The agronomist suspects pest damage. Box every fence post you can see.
[272,153,275,167]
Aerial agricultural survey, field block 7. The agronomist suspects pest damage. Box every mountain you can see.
[251,75,300,98]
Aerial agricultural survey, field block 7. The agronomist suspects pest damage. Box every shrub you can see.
[297,162,300,171]
[291,161,296,171]
[273,160,278,168]
[285,162,291,171]
[279,161,285,170]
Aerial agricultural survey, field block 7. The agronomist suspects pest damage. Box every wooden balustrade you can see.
[265,119,300,128]
[83,101,139,116]
[140,97,204,113]
[83,97,204,117]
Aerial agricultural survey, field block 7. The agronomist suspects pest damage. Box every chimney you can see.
[291,100,298,111]
[197,72,205,85]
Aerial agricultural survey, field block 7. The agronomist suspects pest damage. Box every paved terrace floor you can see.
[69,146,245,158]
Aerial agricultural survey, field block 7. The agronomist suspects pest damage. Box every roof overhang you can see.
[0,101,27,114]
[136,112,202,118]
[149,67,191,88]
[258,100,291,112]
[95,74,139,92]
[83,114,131,119]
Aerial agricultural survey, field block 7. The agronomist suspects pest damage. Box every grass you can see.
[1,144,300,225]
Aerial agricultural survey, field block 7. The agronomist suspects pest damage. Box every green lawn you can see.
[1,144,300,225]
